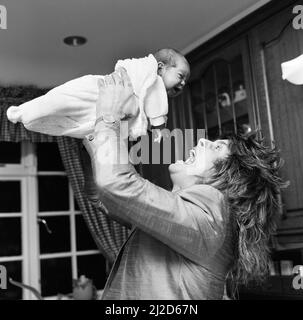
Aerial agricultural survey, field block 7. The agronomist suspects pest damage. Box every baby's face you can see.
[160,57,190,97]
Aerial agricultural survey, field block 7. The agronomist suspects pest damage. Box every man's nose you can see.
[198,138,210,147]
[180,79,186,86]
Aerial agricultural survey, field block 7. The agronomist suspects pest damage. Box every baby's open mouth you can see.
[169,86,182,97]
[174,86,182,93]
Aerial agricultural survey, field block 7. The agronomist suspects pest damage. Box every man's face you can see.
[160,56,190,97]
[169,138,230,187]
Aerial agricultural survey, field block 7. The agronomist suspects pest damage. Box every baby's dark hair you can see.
[153,48,188,68]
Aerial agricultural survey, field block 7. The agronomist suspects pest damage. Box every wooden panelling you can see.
[250,2,303,212]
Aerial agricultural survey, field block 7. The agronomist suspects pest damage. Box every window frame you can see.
[0,141,104,300]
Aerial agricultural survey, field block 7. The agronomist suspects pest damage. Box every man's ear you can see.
[157,61,165,75]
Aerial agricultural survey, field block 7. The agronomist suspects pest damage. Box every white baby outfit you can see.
[6,54,168,140]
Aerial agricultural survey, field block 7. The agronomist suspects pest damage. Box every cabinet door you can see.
[189,37,257,140]
[250,1,303,245]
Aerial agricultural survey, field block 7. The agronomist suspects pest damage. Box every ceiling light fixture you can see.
[63,36,87,47]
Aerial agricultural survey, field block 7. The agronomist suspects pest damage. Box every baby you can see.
[7,48,190,141]
[154,48,190,98]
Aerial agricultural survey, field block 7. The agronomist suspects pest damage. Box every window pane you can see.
[0,181,21,213]
[77,255,107,290]
[0,218,22,256]
[0,261,22,300]
[74,197,80,211]
[40,257,72,297]
[76,215,97,251]
[39,216,70,254]
[37,143,64,172]
[38,176,69,211]
[0,142,21,164]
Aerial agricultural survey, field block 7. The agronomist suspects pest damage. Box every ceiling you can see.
[0,0,271,88]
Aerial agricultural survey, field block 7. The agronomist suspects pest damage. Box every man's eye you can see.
[216,145,222,150]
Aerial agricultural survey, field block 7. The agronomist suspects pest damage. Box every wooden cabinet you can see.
[186,0,303,299]
[249,0,303,249]
[188,0,303,250]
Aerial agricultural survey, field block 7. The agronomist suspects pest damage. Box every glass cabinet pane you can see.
[0,218,22,256]
[0,142,21,164]
[203,65,220,140]
[190,80,206,130]
[230,55,251,134]
[39,216,70,254]
[38,176,69,212]
[215,60,236,136]
[190,39,254,141]
[40,257,72,296]
[0,181,21,213]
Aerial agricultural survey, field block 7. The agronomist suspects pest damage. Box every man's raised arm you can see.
[82,70,226,265]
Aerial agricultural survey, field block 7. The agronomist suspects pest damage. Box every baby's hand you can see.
[151,123,169,143]
[153,128,162,143]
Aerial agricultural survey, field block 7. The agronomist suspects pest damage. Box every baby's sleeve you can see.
[144,75,168,127]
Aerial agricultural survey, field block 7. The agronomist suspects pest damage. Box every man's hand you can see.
[96,68,139,122]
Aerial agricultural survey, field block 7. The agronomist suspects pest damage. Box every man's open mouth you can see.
[185,149,196,164]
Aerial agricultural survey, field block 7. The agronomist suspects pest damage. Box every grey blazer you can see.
[84,128,235,300]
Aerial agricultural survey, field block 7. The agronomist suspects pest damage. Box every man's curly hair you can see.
[208,132,289,288]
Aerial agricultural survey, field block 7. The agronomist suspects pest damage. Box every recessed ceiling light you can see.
[63,36,87,47]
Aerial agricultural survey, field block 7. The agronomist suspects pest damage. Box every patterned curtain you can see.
[0,85,129,263]
[0,86,55,142]
[57,137,130,263]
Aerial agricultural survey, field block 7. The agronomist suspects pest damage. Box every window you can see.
[0,141,107,300]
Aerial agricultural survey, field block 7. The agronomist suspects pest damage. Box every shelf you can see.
[205,99,249,129]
